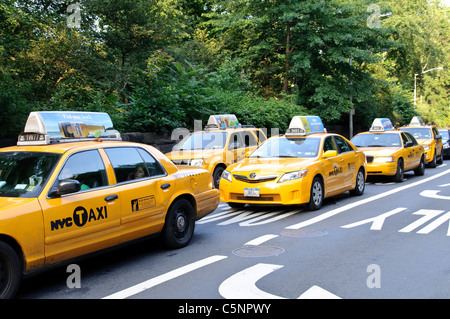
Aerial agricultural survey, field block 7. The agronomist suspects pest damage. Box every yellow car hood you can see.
[0,197,41,219]
[358,147,401,157]
[229,157,315,175]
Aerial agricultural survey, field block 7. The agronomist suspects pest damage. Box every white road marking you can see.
[219,263,341,299]
[420,190,450,200]
[218,263,285,299]
[244,234,279,246]
[102,255,227,299]
[341,207,407,230]
[298,285,341,299]
[398,209,445,233]
[286,169,450,230]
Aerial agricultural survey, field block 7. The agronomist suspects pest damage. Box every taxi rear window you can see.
[0,152,60,198]
[174,132,227,150]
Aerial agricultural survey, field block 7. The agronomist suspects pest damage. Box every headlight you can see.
[278,170,308,183]
[373,156,396,163]
[423,144,430,151]
[189,159,204,167]
[443,143,449,149]
[222,170,232,182]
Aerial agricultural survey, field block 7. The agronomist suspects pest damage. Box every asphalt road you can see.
[17,161,450,300]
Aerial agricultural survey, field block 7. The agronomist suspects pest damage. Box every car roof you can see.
[0,140,142,154]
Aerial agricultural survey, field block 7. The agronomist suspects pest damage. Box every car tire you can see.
[307,176,324,211]
[428,151,437,168]
[213,166,225,189]
[350,168,365,196]
[0,241,21,299]
[437,153,443,165]
[394,158,404,182]
[162,199,195,249]
[414,156,425,176]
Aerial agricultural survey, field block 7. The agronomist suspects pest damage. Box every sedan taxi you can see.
[351,118,425,182]
[166,114,267,188]
[398,116,443,167]
[219,116,367,210]
[0,111,219,298]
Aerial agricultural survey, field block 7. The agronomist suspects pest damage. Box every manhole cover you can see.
[232,245,285,257]
[281,229,327,238]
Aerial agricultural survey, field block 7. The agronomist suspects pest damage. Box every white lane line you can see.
[286,169,450,230]
[244,234,279,246]
[219,263,285,299]
[102,255,227,299]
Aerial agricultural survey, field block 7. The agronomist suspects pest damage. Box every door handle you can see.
[104,194,118,201]
[160,183,171,190]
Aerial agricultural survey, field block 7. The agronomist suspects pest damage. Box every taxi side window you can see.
[55,150,107,191]
[323,136,337,152]
[333,136,353,153]
[136,147,166,177]
[432,127,439,139]
[228,132,243,150]
[241,131,258,147]
[403,132,418,146]
[105,147,150,183]
[254,129,267,143]
[401,132,410,146]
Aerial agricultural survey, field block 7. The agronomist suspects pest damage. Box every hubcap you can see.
[357,172,364,191]
[312,182,322,205]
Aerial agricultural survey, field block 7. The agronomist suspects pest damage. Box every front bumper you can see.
[219,178,311,206]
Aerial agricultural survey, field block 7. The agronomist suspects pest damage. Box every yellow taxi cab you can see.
[350,118,425,182]
[165,114,267,188]
[219,116,367,210]
[398,116,443,167]
[0,111,219,298]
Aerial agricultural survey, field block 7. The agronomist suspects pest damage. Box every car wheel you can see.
[414,156,425,176]
[213,166,225,189]
[307,176,323,211]
[350,168,365,196]
[0,242,21,299]
[394,159,404,182]
[437,152,443,165]
[162,199,195,249]
[428,151,436,168]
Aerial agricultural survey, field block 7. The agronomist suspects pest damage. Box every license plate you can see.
[244,187,260,197]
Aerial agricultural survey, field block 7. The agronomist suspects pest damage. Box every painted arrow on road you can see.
[218,263,340,299]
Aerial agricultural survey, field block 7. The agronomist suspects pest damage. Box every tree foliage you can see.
[0,0,448,139]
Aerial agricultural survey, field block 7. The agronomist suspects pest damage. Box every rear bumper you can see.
[195,189,220,220]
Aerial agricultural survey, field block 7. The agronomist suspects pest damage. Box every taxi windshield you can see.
[250,136,320,158]
[175,131,227,150]
[351,133,401,147]
[0,152,60,198]
[399,127,432,139]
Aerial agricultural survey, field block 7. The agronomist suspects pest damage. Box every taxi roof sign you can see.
[205,114,240,129]
[286,116,326,136]
[369,118,395,132]
[409,116,425,126]
[18,111,121,145]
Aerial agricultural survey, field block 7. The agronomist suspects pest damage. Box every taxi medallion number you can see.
[244,187,260,197]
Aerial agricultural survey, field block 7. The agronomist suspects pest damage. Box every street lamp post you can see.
[414,67,444,105]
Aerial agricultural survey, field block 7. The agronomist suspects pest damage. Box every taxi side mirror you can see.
[435,134,442,140]
[404,141,413,148]
[54,179,81,197]
[323,150,338,158]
